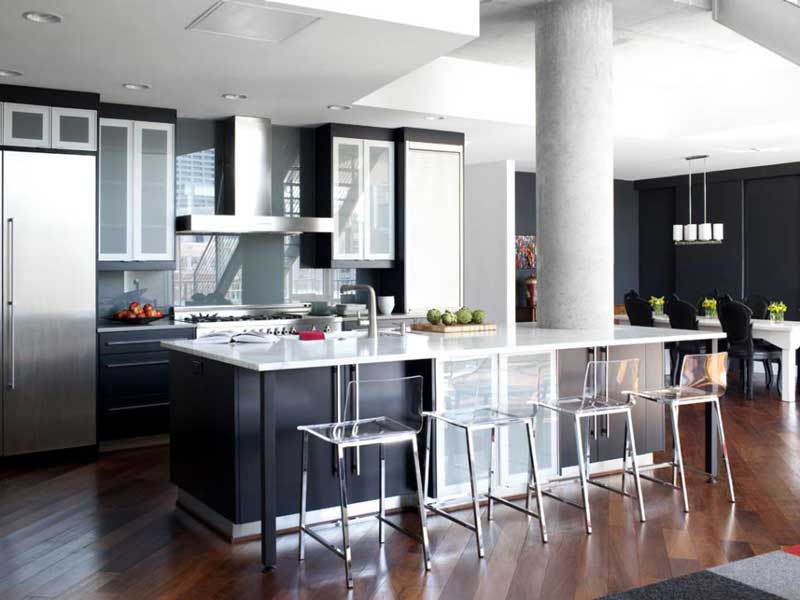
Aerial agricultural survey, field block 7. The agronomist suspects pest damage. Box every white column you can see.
[464,160,515,328]
[534,0,614,331]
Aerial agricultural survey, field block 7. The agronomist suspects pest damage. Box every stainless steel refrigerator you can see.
[1,150,96,456]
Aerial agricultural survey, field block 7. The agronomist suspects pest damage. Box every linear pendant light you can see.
[673,154,723,245]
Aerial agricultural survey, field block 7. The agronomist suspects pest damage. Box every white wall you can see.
[464,161,515,328]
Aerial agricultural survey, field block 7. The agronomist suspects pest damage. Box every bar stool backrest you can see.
[343,375,425,434]
[581,359,640,409]
[679,353,727,397]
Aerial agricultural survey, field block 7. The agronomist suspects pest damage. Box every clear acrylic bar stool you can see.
[532,359,646,534]
[629,352,735,512]
[297,376,431,589]
[422,358,548,559]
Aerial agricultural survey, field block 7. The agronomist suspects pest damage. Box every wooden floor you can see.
[2,380,800,600]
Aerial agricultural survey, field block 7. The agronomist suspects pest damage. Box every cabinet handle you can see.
[104,359,169,369]
[7,218,15,390]
[105,338,178,347]
[108,401,169,412]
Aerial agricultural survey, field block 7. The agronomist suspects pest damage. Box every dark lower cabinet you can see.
[168,353,434,526]
[98,327,195,440]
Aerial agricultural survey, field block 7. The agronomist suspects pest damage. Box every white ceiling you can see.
[1,0,800,180]
[359,0,800,179]
[0,0,475,124]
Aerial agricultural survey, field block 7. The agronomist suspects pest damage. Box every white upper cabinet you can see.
[51,107,97,151]
[364,140,395,260]
[331,136,395,262]
[2,103,97,151]
[3,103,51,148]
[98,118,174,262]
[133,122,174,261]
[98,119,134,260]
[404,141,463,312]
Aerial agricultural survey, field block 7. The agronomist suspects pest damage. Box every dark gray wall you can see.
[514,172,639,305]
[636,162,800,319]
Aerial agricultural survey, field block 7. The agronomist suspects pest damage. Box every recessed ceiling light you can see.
[122,82,152,91]
[327,104,351,111]
[22,11,62,24]
[424,115,445,121]
[222,93,247,100]
[0,69,23,77]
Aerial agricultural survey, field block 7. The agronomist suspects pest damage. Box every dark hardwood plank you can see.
[1,383,799,600]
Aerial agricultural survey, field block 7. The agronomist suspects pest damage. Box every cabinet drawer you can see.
[99,328,194,355]
[99,351,170,410]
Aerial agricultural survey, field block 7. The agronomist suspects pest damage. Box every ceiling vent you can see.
[187,1,319,43]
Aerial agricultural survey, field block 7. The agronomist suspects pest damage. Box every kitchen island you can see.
[163,324,725,570]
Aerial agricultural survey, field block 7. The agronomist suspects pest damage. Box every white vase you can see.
[377,296,395,316]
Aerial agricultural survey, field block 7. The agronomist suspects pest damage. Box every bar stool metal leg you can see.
[672,407,679,486]
[298,431,309,561]
[713,399,736,503]
[335,445,354,589]
[525,419,548,543]
[487,427,497,522]
[423,416,433,502]
[620,418,628,493]
[626,410,647,522]
[465,427,485,558]
[411,436,432,570]
[669,404,689,513]
[574,415,592,534]
[379,443,386,544]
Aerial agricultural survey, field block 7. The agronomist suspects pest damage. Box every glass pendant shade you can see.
[699,223,712,241]
[713,223,724,241]
[673,225,684,241]
[684,224,698,242]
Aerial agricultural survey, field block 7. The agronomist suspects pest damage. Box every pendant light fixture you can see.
[673,154,723,245]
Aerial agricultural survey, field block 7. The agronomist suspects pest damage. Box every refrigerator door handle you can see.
[7,217,15,390]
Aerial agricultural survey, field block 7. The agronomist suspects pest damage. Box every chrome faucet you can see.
[340,284,378,338]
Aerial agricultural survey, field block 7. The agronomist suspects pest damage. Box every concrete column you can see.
[535,0,614,331]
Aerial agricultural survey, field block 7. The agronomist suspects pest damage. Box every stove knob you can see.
[324,325,331,333]
[266,328,273,335]
[289,327,297,335]
[281,327,288,335]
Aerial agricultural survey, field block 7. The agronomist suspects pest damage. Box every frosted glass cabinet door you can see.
[2,103,51,148]
[98,119,134,260]
[364,140,395,260]
[51,107,97,151]
[500,353,558,483]
[133,122,174,260]
[332,137,364,260]
[436,356,498,497]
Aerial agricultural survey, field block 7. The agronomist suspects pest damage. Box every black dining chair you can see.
[667,299,709,385]
[718,300,782,399]
[744,295,769,320]
[625,293,654,327]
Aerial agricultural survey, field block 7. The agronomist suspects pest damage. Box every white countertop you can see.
[161,324,726,372]
[616,312,800,332]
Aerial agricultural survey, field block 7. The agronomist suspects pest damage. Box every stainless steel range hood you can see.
[175,116,332,235]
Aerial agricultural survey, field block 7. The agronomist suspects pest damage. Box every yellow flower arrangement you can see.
[768,301,787,314]
[649,296,665,307]
[702,298,717,310]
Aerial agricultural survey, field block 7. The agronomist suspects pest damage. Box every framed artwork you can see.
[515,235,536,271]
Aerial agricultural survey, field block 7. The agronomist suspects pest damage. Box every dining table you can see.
[615,313,800,402]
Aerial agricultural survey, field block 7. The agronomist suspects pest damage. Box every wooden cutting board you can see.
[410,322,497,334]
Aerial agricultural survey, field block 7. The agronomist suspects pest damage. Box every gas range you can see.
[173,304,341,338]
